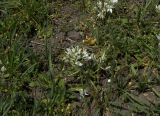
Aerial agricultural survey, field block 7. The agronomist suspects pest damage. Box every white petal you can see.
[107,8,113,13]
[112,0,118,3]
[97,1,102,8]
[108,79,111,83]
[75,62,83,66]
[156,34,160,41]
[1,66,6,72]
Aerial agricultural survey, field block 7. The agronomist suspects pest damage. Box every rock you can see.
[67,31,82,41]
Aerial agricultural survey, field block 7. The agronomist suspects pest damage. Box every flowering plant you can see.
[95,0,118,19]
[63,46,95,67]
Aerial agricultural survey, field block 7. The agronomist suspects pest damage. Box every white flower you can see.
[96,0,118,19]
[63,46,95,67]
[97,12,105,19]
[75,61,83,67]
[108,79,111,83]
[97,1,102,8]
[156,5,160,13]
[107,8,113,13]
[1,66,6,72]
[104,2,108,7]
[87,56,92,60]
[79,89,89,98]
[107,5,113,13]
[156,34,160,41]
[111,0,118,3]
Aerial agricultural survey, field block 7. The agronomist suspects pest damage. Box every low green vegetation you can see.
[0,0,160,115]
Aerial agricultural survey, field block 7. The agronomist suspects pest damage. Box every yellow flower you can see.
[83,36,96,46]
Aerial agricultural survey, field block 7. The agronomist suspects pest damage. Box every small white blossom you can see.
[107,5,113,13]
[79,89,89,98]
[1,66,6,72]
[97,12,105,19]
[156,5,160,13]
[97,1,102,8]
[156,34,160,41]
[75,61,83,67]
[111,0,118,3]
[108,79,111,83]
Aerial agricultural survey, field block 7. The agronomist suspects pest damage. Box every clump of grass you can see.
[0,0,60,115]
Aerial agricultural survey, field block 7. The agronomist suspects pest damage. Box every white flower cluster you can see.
[96,0,118,19]
[63,46,95,67]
